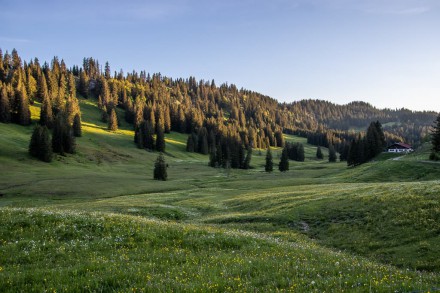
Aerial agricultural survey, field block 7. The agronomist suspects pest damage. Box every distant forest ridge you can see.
[0,48,437,155]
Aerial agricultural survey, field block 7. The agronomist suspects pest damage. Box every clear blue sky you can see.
[1,0,439,112]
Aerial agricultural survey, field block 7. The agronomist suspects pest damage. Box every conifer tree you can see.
[430,114,440,160]
[243,146,252,169]
[15,84,31,125]
[108,108,118,131]
[279,147,289,172]
[78,70,88,98]
[186,134,195,152]
[39,126,53,162]
[29,125,42,158]
[209,145,217,167]
[0,86,11,122]
[52,113,75,155]
[153,153,168,181]
[39,95,53,128]
[316,146,324,159]
[155,124,166,152]
[29,125,52,162]
[328,144,337,162]
[73,113,82,137]
[265,148,273,172]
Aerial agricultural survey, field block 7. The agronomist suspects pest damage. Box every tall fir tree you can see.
[279,147,289,172]
[29,125,52,162]
[430,114,440,160]
[52,112,75,155]
[0,85,11,122]
[108,108,118,131]
[316,146,324,159]
[39,95,53,128]
[243,146,252,169]
[265,148,273,172]
[153,153,168,181]
[73,113,82,137]
[15,83,31,125]
[155,124,166,152]
[328,144,337,162]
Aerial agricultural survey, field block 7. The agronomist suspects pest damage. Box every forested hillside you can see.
[0,48,436,155]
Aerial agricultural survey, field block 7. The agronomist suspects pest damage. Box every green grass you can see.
[0,97,439,291]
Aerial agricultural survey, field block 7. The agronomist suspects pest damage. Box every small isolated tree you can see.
[29,125,52,162]
[279,147,289,172]
[328,144,337,162]
[108,108,118,131]
[265,148,273,172]
[73,113,82,137]
[154,153,168,181]
[316,146,324,160]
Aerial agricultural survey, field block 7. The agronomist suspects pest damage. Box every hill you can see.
[1,95,440,290]
[1,49,440,291]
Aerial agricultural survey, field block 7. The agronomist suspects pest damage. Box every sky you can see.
[1,0,439,112]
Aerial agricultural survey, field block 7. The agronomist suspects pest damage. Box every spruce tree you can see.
[186,134,195,152]
[265,148,273,172]
[52,113,75,155]
[108,108,118,131]
[279,147,289,172]
[39,95,53,128]
[29,125,52,162]
[316,146,324,159]
[297,143,305,162]
[153,153,168,181]
[430,114,440,160]
[0,86,11,122]
[328,144,337,162]
[29,125,42,158]
[73,113,82,137]
[243,146,252,169]
[155,124,166,152]
[15,84,31,125]
[39,126,53,162]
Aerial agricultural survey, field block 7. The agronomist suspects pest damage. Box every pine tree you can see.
[209,145,217,167]
[52,113,75,155]
[78,70,88,98]
[15,83,31,125]
[153,153,168,181]
[39,95,53,128]
[0,86,11,122]
[73,113,82,137]
[265,148,273,172]
[29,125,52,162]
[279,147,289,172]
[108,108,118,131]
[186,134,195,152]
[39,126,53,162]
[29,125,42,158]
[430,114,440,160]
[328,144,337,162]
[297,143,305,162]
[155,124,166,152]
[316,146,324,159]
[243,146,252,169]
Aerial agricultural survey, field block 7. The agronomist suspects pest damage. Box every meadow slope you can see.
[0,98,439,291]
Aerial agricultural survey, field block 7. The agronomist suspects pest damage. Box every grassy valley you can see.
[0,97,439,291]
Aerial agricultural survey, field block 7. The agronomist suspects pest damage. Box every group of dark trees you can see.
[2,48,439,167]
[0,49,81,162]
[347,121,386,166]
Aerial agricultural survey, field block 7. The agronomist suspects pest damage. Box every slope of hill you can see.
[1,96,440,291]
[1,50,440,291]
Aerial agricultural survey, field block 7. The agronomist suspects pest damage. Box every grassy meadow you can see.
[0,98,439,291]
